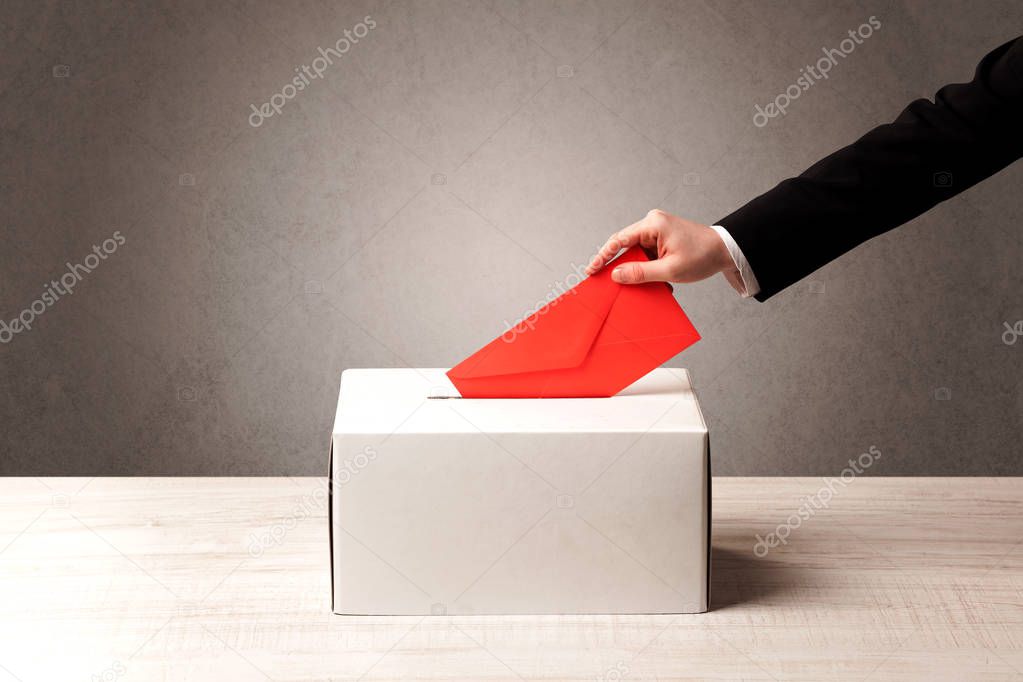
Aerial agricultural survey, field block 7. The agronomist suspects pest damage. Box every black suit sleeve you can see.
[717,36,1023,301]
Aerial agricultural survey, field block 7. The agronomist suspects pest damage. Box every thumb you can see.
[611,259,675,284]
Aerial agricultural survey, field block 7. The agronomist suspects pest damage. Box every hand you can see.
[585,209,742,290]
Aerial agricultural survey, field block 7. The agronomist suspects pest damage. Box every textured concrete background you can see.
[1,0,1020,475]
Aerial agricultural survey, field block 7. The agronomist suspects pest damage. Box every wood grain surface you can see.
[0,477,1020,681]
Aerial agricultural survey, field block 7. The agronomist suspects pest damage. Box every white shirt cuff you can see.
[710,224,761,298]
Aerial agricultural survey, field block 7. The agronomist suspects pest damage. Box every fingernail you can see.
[612,267,625,283]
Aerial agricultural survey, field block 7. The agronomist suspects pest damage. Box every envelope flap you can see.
[450,272,619,378]
[449,248,651,379]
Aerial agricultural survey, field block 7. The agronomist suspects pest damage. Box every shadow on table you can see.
[710,545,803,610]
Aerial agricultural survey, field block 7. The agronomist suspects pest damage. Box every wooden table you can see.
[0,477,1020,681]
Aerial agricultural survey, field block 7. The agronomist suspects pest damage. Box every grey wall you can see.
[2,0,1021,475]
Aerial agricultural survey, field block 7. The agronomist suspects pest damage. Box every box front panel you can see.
[332,430,707,614]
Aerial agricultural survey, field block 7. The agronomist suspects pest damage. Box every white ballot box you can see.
[329,368,710,615]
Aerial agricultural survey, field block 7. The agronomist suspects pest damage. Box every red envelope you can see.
[447,246,700,398]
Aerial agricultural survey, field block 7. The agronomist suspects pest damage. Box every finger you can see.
[585,228,638,274]
[611,258,676,285]
[585,222,648,274]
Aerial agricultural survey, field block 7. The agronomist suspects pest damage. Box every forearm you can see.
[718,36,1023,301]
